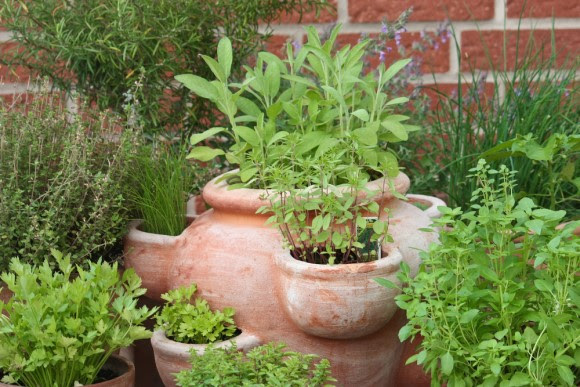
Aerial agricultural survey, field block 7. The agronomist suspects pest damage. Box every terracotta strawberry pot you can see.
[274,245,404,339]
[0,355,135,387]
[123,171,443,385]
[151,330,260,387]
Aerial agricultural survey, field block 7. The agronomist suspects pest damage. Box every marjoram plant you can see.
[0,251,156,386]
[175,342,335,387]
[155,284,237,344]
[378,160,579,386]
[177,24,418,264]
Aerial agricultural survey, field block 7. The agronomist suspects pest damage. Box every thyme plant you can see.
[177,25,417,263]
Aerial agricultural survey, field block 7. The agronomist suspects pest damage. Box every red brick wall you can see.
[1,0,579,97]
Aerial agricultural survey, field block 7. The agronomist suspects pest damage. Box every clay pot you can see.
[186,194,208,217]
[123,171,442,385]
[0,355,135,387]
[274,245,404,339]
[150,330,260,387]
[124,217,195,300]
[407,193,446,219]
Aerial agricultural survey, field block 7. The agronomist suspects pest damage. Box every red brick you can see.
[461,29,580,71]
[264,34,291,58]
[507,0,580,18]
[349,0,494,22]
[0,42,31,82]
[335,32,450,73]
[0,92,35,108]
[276,0,337,24]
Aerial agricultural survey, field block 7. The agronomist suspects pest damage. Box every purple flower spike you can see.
[292,40,302,51]
[386,46,393,53]
[564,89,570,97]
[379,50,386,63]
[381,23,388,34]
[394,32,402,46]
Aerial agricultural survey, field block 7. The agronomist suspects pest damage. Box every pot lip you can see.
[273,244,403,277]
[202,171,411,215]
[125,216,197,244]
[151,329,260,356]
[406,194,446,219]
[7,355,137,387]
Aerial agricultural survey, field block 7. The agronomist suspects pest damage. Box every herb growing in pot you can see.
[176,24,418,264]
[0,250,156,386]
[154,284,237,344]
[378,160,580,386]
[175,342,335,387]
[151,284,259,387]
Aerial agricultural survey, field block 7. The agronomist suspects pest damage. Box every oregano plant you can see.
[175,342,335,386]
[378,160,579,386]
[177,24,417,264]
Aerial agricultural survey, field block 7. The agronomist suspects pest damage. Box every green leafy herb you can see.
[155,284,237,344]
[0,251,156,386]
[381,160,580,385]
[175,342,335,386]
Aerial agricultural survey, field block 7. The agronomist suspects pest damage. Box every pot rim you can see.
[0,355,135,387]
[151,329,261,358]
[274,244,403,278]
[125,216,197,244]
[89,354,135,387]
[202,171,410,215]
[406,194,446,219]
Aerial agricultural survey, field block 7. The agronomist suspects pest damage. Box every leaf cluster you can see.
[0,0,331,135]
[178,25,416,263]
[155,284,237,345]
[0,250,156,386]
[175,342,335,387]
[0,89,139,272]
[379,160,580,386]
[402,26,580,218]
[129,145,200,236]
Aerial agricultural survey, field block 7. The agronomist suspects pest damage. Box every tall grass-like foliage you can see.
[0,0,331,135]
[129,146,196,236]
[0,89,138,271]
[406,27,579,216]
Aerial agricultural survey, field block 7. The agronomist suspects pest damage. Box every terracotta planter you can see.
[0,355,135,387]
[124,171,442,385]
[151,330,260,387]
[274,245,404,339]
[124,217,195,300]
[407,193,446,220]
[186,194,208,217]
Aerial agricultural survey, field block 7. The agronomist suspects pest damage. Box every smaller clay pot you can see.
[124,217,194,300]
[407,194,446,219]
[274,245,404,339]
[0,355,135,387]
[151,330,261,387]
